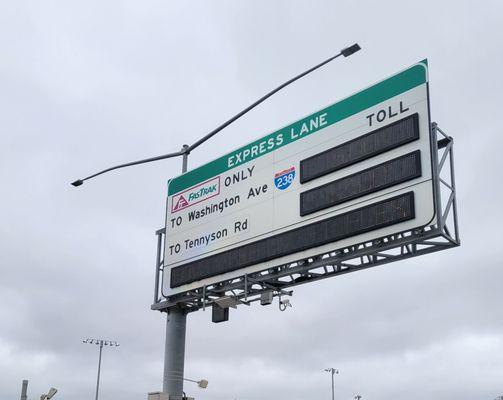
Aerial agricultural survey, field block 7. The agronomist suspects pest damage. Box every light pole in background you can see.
[20,379,28,400]
[324,368,338,400]
[83,338,120,400]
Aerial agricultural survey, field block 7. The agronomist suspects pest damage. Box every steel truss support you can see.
[152,123,460,314]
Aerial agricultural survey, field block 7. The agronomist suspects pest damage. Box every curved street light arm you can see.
[187,43,360,154]
[71,149,186,186]
[71,43,360,187]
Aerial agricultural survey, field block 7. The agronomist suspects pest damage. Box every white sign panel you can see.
[163,60,434,297]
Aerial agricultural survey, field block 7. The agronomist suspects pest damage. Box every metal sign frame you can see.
[152,122,459,312]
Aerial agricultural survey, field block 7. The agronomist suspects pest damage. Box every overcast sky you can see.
[1,1,503,399]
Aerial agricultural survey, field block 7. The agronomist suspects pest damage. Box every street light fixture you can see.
[83,338,120,400]
[183,377,209,389]
[40,387,57,400]
[324,368,339,400]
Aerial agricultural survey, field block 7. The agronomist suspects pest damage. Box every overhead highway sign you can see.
[163,60,434,297]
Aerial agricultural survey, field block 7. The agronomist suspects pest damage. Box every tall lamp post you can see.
[83,338,120,400]
[324,368,338,400]
[71,43,361,400]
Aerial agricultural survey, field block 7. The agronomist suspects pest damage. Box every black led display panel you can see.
[300,113,420,183]
[300,150,422,216]
[170,192,415,288]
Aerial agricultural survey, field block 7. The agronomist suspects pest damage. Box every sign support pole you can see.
[163,306,187,399]
[163,146,189,400]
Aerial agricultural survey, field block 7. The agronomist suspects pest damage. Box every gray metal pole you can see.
[181,145,189,173]
[163,148,189,400]
[20,380,28,400]
[95,341,103,400]
[331,370,334,400]
[163,307,187,399]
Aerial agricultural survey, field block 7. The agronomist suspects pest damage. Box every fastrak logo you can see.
[171,176,221,213]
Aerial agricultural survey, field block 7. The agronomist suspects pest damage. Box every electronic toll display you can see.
[163,60,434,297]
